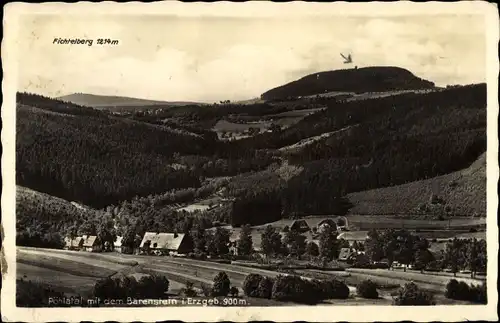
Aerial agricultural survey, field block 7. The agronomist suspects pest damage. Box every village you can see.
[62,216,365,262]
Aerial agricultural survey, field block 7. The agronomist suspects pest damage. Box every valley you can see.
[15,66,488,307]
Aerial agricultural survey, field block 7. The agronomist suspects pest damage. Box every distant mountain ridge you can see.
[58,93,205,109]
[261,66,436,101]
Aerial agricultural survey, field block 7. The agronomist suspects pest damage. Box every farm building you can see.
[317,219,338,233]
[64,236,84,251]
[140,232,194,255]
[82,235,102,252]
[290,219,311,233]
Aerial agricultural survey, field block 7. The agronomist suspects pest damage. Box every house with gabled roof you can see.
[140,232,194,255]
[82,235,102,252]
[290,219,311,233]
[64,236,84,251]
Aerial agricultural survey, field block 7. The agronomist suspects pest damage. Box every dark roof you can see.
[82,235,99,247]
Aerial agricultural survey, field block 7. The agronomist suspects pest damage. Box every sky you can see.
[18,13,486,103]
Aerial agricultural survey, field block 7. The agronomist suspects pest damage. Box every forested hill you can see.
[17,92,104,117]
[261,66,435,100]
[16,81,486,225]
[230,84,486,217]
[58,93,203,108]
[16,94,278,208]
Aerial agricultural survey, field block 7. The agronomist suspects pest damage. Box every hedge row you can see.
[445,279,487,304]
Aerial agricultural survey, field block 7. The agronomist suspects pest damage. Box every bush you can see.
[229,286,239,297]
[257,276,274,299]
[201,283,212,297]
[17,279,71,307]
[93,277,119,299]
[138,275,170,299]
[242,274,264,297]
[393,282,435,305]
[181,281,198,297]
[445,279,487,304]
[93,274,169,300]
[326,279,350,299]
[469,283,487,304]
[271,275,350,304]
[271,275,313,304]
[357,280,379,299]
[212,271,231,297]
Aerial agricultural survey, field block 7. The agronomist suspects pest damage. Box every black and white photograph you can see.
[1,1,498,322]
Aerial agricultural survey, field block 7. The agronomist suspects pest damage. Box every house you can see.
[64,236,83,251]
[290,219,311,233]
[317,219,338,233]
[139,232,194,256]
[337,231,369,245]
[82,235,102,252]
[114,236,123,253]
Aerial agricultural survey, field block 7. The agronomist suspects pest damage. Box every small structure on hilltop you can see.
[64,236,84,251]
[82,235,102,252]
[139,232,194,256]
[290,219,311,233]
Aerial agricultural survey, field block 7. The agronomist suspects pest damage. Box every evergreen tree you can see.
[319,225,338,261]
[237,225,253,256]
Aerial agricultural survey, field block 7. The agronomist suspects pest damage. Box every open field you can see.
[213,119,271,133]
[346,268,484,287]
[17,262,98,297]
[279,125,356,153]
[268,107,326,118]
[17,246,484,306]
[251,215,485,231]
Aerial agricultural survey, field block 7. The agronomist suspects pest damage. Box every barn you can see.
[140,232,194,256]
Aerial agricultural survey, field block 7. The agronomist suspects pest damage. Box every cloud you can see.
[18,15,486,101]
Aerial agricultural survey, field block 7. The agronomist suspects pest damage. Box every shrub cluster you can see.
[212,272,231,297]
[393,282,435,305]
[445,279,487,304]
[181,281,198,297]
[16,279,74,307]
[242,273,350,304]
[92,274,170,300]
[356,280,379,299]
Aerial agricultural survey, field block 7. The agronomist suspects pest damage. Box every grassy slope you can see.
[347,152,486,216]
